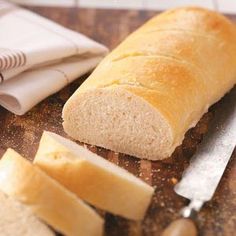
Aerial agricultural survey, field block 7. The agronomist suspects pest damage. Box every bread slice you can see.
[0,148,104,236]
[0,190,54,236]
[62,7,236,160]
[34,131,154,220]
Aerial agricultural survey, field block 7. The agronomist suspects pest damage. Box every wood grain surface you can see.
[0,6,235,236]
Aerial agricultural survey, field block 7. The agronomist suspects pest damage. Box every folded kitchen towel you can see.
[0,1,108,115]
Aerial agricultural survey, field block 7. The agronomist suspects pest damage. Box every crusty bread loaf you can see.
[0,149,104,236]
[34,131,154,220]
[62,7,236,160]
[0,191,54,236]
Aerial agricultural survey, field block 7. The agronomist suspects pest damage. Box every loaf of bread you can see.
[0,148,104,236]
[0,191,54,236]
[34,131,154,220]
[62,7,236,160]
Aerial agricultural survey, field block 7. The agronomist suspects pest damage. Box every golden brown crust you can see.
[63,7,236,160]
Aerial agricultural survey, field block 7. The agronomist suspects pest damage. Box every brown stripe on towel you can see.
[19,50,27,67]
[1,53,8,70]
[0,52,11,70]
[0,72,4,83]
[0,49,27,70]
[11,51,19,68]
[5,53,13,70]
[17,51,23,68]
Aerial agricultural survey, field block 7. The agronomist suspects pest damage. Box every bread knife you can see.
[161,87,236,236]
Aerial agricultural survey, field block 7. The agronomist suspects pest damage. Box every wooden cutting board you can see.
[0,6,235,236]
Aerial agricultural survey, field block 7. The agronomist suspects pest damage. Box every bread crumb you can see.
[170,177,178,185]
[160,202,165,207]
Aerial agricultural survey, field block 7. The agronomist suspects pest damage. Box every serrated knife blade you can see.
[174,86,236,215]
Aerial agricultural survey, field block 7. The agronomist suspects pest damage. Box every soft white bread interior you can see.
[34,131,154,220]
[0,191,54,236]
[62,7,236,160]
[0,148,104,236]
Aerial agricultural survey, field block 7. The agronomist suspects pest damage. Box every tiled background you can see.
[9,0,236,14]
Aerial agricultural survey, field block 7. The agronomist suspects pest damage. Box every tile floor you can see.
[9,0,236,14]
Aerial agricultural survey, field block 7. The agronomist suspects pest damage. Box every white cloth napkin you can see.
[0,1,108,115]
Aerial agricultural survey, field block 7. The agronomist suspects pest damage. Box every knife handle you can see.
[161,218,197,236]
